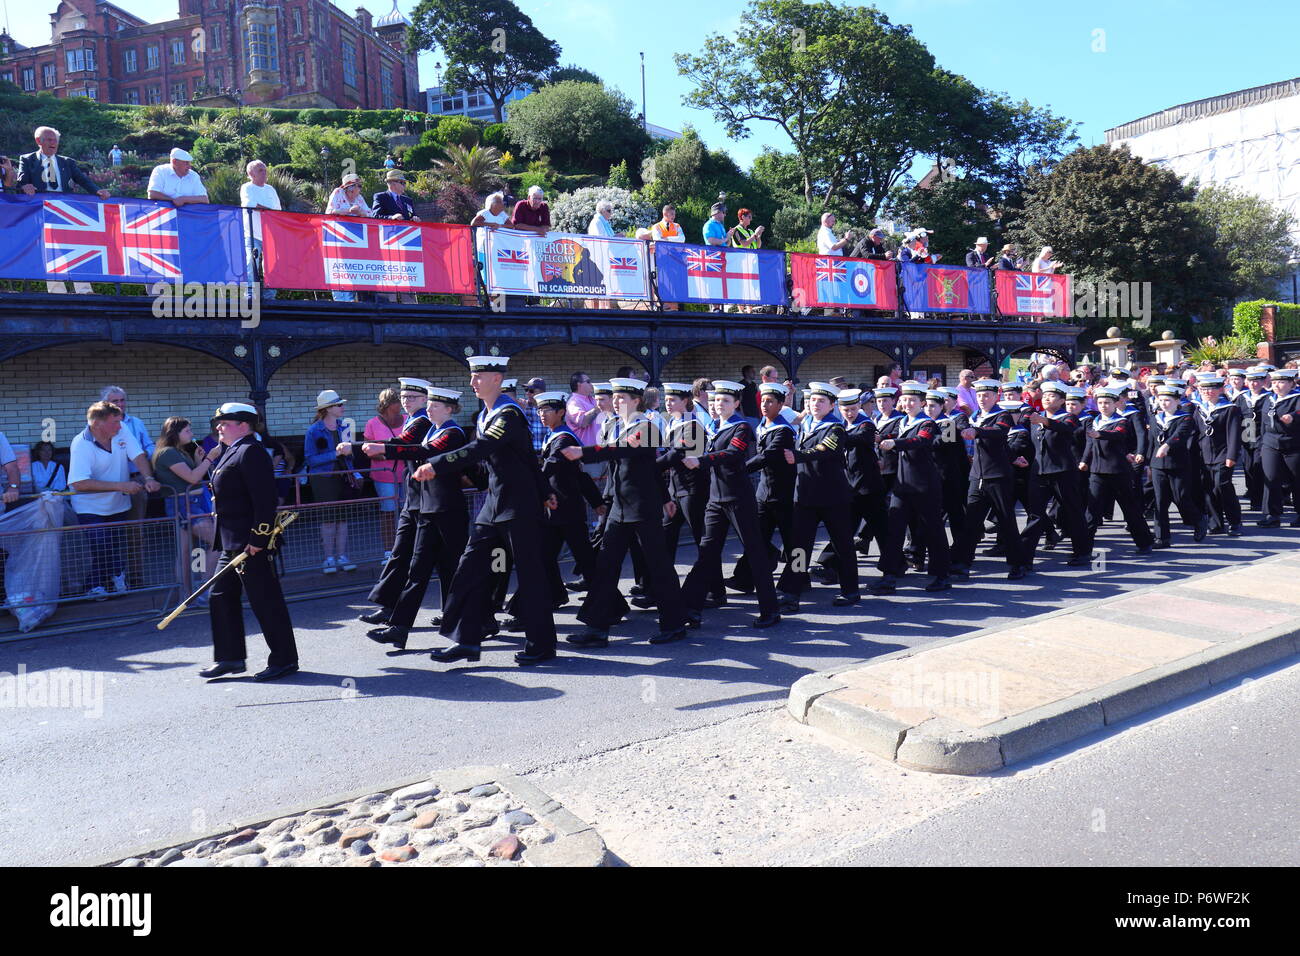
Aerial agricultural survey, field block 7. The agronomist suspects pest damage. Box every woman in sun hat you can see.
[303,389,359,574]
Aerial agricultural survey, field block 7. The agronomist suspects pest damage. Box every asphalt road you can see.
[2,518,1296,866]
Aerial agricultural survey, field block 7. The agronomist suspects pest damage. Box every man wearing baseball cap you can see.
[200,402,298,682]
[147,146,209,206]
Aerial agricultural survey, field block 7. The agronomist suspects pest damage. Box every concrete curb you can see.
[788,552,1300,774]
[93,765,609,868]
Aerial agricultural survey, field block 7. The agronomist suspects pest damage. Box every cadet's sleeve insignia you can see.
[253,522,272,535]
[486,418,508,439]
[444,449,465,462]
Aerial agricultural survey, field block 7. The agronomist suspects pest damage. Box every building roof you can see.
[375,0,411,28]
[1106,76,1300,143]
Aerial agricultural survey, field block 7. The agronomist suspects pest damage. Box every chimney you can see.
[355,7,373,32]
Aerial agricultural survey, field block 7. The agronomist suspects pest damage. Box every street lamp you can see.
[319,145,331,185]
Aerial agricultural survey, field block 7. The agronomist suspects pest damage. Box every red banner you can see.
[261,211,476,294]
[789,254,897,310]
[995,269,1072,318]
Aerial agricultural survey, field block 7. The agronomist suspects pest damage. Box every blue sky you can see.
[9,0,1296,170]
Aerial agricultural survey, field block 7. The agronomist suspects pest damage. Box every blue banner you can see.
[900,261,991,314]
[0,194,247,284]
[655,242,787,306]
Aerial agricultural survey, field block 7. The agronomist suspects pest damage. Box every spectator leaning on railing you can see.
[325,173,373,303]
[68,401,161,599]
[147,147,208,207]
[512,185,551,237]
[816,213,852,256]
[239,159,280,300]
[730,208,764,249]
[1032,246,1059,273]
[966,236,993,269]
[650,203,685,310]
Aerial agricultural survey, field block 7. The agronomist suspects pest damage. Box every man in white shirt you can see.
[816,212,851,256]
[0,431,20,504]
[147,147,209,206]
[68,401,161,598]
[239,159,281,299]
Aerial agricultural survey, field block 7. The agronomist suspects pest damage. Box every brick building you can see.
[0,0,419,110]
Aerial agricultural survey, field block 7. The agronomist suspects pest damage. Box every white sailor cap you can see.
[1245,366,1269,379]
[757,382,786,398]
[467,355,509,373]
[532,390,568,408]
[1065,386,1086,400]
[213,402,259,423]
[873,386,899,399]
[1040,380,1068,396]
[1156,385,1183,398]
[609,377,645,395]
[973,378,1002,392]
[899,380,928,397]
[1094,385,1124,399]
[1269,368,1298,380]
[399,377,433,394]
[593,382,613,395]
[1147,375,1166,386]
[997,399,1028,412]
[1226,367,1247,378]
[1258,363,1278,372]
[710,379,744,397]
[924,390,947,402]
[938,386,959,399]
[837,388,864,405]
[1197,375,1225,387]
[1109,367,1132,379]
[662,382,694,398]
[807,382,839,400]
[501,378,518,391]
[999,380,1023,393]
[427,387,463,403]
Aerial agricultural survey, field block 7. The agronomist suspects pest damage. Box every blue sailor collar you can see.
[803,414,839,437]
[1156,410,1187,424]
[758,418,795,437]
[477,393,522,430]
[898,412,933,437]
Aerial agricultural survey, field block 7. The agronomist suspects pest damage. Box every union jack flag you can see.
[685,248,724,274]
[610,256,639,273]
[1014,273,1057,314]
[496,247,530,266]
[41,199,180,278]
[322,220,422,260]
[814,258,846,282]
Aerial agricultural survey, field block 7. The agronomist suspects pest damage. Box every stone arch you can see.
[0,342,252,451]
[1009,343,1074,367]
[659,344,787,387]
[794,344,893,390]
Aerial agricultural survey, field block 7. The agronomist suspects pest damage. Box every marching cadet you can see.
[1235,366,1271,513]
[678,381,782,629]
[1079,385,1154,553]
[727,382,796,595]
[776,383,860,611]
[563,378,689,647]
[520,391,605,605]
[1020,380,1094,565]
[873,386,904,499]
[1193,374,1245,537]
[366,387,470,649]
[872,381,951,593]
[1149,383,1207,547]
[950,379,1030,581]
[999,381,1035,515]
[659,382,723,606]
[419,356,559,666]
[201,402,298,681]
[1259,368,1300,527]
[341,377,432,627]
[929,387,970,541]
[812,388,882,583]
[1225,368,1247,401]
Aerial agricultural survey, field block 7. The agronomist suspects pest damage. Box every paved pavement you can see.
[2,519,1297,866]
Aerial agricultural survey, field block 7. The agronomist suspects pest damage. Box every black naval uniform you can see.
[534,425,603,603]
[1195,399,1243,533]
[777,416,859,601]
[1261,389,1300,522]
[933,410,971,538]
[729,415,797,593]
[578,416,687,635]
[878,415,950,581]
[1020,410,1093,563]
[381,420,471,629]
[209,433,297,667]
[1082,413,1154,550]
[1236,388,1270,512]
[951,406,1027,572]
[428,395,556,658]
[680,414,780,619]
[815,412,883,576]
[1149,409,1204,543]
[659,415,722,601]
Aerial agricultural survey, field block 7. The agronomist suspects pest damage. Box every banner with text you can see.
[900,261,992,314]
[995,269,1072,318]
[0,194,247,284]
[484,228,651,300]
[790,253,897,311]
[654,242,787,306]
[261,212,476,294]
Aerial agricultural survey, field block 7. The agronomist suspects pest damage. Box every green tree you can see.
[1004,144,1233,330]
[544,64,602,86]
[504,81,650,173]
[405,115,481,168]
[407,0,560,123]
[430,142,504,192]
[1193,184,1299,301]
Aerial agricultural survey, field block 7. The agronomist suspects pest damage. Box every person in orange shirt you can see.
[650,203,684,311]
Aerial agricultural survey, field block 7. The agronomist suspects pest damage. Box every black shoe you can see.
[565,628,609,648]
[832,592,860,607]
[199,660,245,679]
[1193,517,1210,542]
[683,611,702,630]
[430,644,480,663]
[811,566,838,585]
[753,612,781,629]
[1227,525,1244,538]
[649,627,688,645]
[924,576,952,592]
[703,594,728,609]
[514,650,556,665]
[724,576,754,594]
[777,592,799,613]
[1007,567,1026,581]
[367,625,408,649]
[1151,538,1170,549]
[1044,531,1061,550]
[499,617,526,632]
[359,609,391,625]
[948,564,970,581]
[1066,554,1091,566]
[869,577,897,595]
[253,663,299,682]
[985,544,1007,557]
[429,614,443,627]
[907,557,926,573]
[1135,544,1153,554]
[629,584,646,598]
[630,595,657,609]
[564,579,589,592]
[1257,518,1281,528]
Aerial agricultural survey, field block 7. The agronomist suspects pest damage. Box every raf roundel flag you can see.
[654,242,786,306]
[900,261,991,314]
[790,253,897,310]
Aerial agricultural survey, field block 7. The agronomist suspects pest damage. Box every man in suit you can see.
[200,403,298,682]
[17,125,110,294]
[965,237,992,269]
[371,169,419,302]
